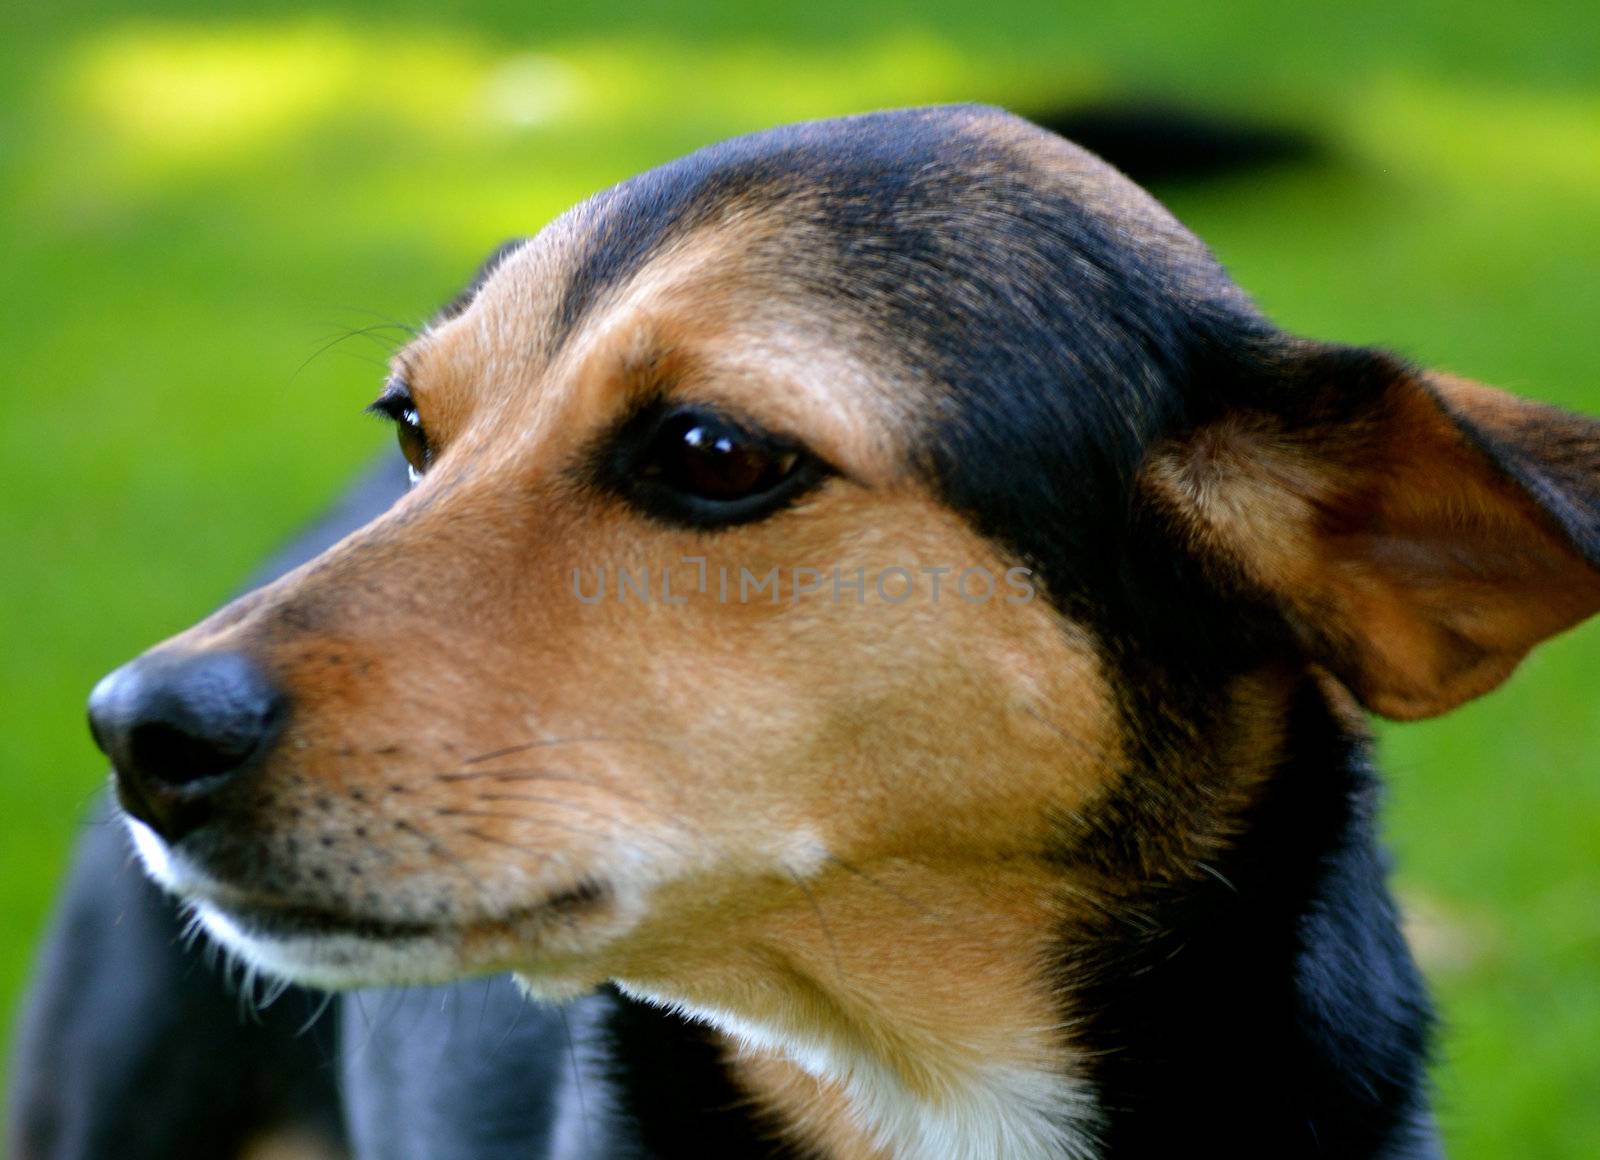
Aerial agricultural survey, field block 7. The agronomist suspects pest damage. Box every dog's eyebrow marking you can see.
[550,107,960,356]
[554,170,777,353]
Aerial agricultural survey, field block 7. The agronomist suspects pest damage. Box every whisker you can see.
[1019,705,1114,762]
[346,991,381,1059]
[317,306,420,337]
[1056,878,1158,934]
[177,901,210,951]
[468,794,697,858]
[292,323,414,381]
[470,979,491,1043]
[1194,860,1239,893]
[785,865,846,986]
[826,855,949,923]
[463,734,682,766]
[492,982,529,1053]
[258,973,294,1010]
[295,989,337,1038]
[438,763,718,844]
[233,955,264,1024]
[436,767,596,784]
[437,767,689,826]
[442,808,691,860]
[558,1005,592,1150]
[457,822,674,870]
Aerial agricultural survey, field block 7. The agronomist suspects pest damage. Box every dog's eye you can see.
[609,406,826,527]
[366,381,430,484]
[644,412,798,500]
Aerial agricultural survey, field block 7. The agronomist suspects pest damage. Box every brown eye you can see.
[644,413,799,501]
[393,408,428,480]
[366,380,431,483]
[606,405,828,528]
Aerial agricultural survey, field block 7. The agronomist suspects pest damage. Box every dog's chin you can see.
[192,902,499,990]
[125,816,616,995]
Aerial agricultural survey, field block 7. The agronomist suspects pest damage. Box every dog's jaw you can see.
[129,816,471,986]
[124,814,622,993]
[192,906,473,991]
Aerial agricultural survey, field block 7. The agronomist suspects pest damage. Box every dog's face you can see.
[103,107,1172,996]
[92,104,1600,1050]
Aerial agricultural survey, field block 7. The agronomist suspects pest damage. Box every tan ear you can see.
[1144,351,1600,720]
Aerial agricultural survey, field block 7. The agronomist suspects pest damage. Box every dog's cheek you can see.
[558,495,1123,874]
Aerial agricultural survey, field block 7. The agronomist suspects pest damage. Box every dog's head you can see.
[88,104,1600,1092]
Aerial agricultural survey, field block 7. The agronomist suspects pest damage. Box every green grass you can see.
[3,3,1598,1155]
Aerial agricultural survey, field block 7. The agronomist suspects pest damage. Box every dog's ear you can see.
[1144,346,1600,720]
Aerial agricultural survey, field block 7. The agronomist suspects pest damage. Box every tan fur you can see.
[140,187,1129,1152]
[1143,373,1600,719]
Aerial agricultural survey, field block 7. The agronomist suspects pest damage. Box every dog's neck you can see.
[617,861,1100,1159]
[605,674,1434,1159]
[1053,672,1437,1158]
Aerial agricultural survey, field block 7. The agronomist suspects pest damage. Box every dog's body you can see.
[12,105,1600,1158]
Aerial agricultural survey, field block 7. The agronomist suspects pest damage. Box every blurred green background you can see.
[3,2,1598,1155]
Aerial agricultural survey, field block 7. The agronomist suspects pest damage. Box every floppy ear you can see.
[1144,346,1600,720]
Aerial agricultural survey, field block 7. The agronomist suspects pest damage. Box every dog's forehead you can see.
[424,103,1228,371]
[398,105,1262,539]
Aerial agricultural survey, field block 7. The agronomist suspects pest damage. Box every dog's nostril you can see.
[127,718,257,787]
[88,650,288,839]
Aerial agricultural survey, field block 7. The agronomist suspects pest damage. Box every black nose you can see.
[88,651,287,841]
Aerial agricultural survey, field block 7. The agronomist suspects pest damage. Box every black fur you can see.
[1059,680,1439,1157]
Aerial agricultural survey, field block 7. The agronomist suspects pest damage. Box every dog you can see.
[12,104,1600,1158]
